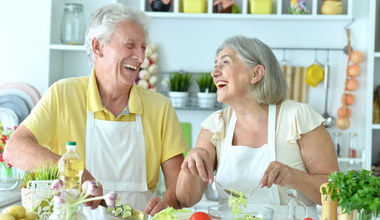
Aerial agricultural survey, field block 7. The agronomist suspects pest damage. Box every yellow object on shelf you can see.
[305,64,324,87]
[250,0,273,14]
[183,0,207,13]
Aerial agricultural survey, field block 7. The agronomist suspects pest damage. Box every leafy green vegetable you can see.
[169,71,192,92]
[322,169,380,216]
[228,189,247,216]
[197,73,216,93]
[151,207,193,220]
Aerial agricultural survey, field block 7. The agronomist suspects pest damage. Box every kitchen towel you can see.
[281,66,308,103]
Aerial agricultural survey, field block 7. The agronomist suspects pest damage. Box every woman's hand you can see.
[259,161,296,188]
[181,148,214,183]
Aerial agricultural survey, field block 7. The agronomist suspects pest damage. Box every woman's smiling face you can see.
[211,47,253,104]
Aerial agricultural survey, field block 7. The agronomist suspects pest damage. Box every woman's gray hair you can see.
[216,36,288,105]
[85,4,149,65]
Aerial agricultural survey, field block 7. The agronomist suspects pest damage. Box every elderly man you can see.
[4,3,187,217]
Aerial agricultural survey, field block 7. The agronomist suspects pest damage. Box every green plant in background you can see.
[19,162,59,188]
[321,169,380,219]
[197,72,216,93]
[169,70,192,92]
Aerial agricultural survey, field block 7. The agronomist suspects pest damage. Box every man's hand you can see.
[143,196,169,216]
[82,169,103,210]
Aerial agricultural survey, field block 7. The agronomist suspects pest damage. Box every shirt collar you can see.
[87,68,143,115]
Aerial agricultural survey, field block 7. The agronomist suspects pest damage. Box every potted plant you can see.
[20,163,59,219]
[196,72,217,108]
[321,169,380,220]
[169,70,192,108]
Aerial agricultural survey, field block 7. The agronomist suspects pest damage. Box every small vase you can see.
[0,163,19,191]
[169,91,188,108]
[49,203,86,220]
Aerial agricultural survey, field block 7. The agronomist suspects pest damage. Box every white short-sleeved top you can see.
[201,99,325,205]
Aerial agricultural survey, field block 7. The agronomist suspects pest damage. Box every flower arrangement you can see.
[288,0,309,15]
[0,124,17,169]
[50,179,118,219]
[321,169,380,219]
[136,43,159,91]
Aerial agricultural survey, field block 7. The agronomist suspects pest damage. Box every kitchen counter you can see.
[0,186,21,212]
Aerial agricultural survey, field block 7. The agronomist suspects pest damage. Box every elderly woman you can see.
[176,36,339,218]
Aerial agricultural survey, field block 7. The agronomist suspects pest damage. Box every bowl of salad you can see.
[208,203,274,220]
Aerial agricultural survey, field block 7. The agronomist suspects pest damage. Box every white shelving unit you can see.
[367,0,380,171]
[141,0,352,19]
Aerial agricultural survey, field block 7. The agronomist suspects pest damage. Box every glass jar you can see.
[349,132,358,158]
[0,163,19,191]
[60,3,86,45]
[49,203,86,220]
[333,132,342,157]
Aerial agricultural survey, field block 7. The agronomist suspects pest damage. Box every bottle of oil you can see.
[58,141,84,191]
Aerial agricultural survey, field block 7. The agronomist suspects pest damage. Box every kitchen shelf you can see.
[50,44,86,51]
[142,0,352,20]
[338,157,363,164]
[374,52,380,58]
[145,12,353,20]
[372,124,380,129]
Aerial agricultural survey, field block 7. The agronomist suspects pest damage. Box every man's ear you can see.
[250,65,265,84]
[92,38,103,58]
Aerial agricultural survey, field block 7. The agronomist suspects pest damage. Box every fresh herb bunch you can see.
[322,169,380,215]
[169,70,192,92]
[19,163,59,188]
[197,72,216,93]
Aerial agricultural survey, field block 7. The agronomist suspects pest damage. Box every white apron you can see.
[83,110,152,219]
[215,105,318,220]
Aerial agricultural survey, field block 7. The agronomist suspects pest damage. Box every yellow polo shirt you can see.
[22,69,187,192]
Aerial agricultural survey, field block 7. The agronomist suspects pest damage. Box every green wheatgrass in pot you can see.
[169,71,192,92]
[197,72,216,93]
[19,162,59,188]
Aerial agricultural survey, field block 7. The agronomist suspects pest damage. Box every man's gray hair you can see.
[85,4,149,65]
[216,36,288,104]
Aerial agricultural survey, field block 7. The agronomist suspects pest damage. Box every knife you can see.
[100,199,151,220]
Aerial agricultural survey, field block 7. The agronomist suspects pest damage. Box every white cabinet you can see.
[367,0,380,172]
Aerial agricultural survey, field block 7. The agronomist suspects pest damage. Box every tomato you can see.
[190,211,212,220]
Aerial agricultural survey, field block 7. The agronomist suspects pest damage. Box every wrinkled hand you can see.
[260,161,296,188]
[180,148,213,183]
[82,169,103,209]
[143,196,169,216]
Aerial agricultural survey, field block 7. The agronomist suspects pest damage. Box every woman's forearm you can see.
[176,171,206,207]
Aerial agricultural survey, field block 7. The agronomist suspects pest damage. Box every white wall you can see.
[0,0,51,94]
